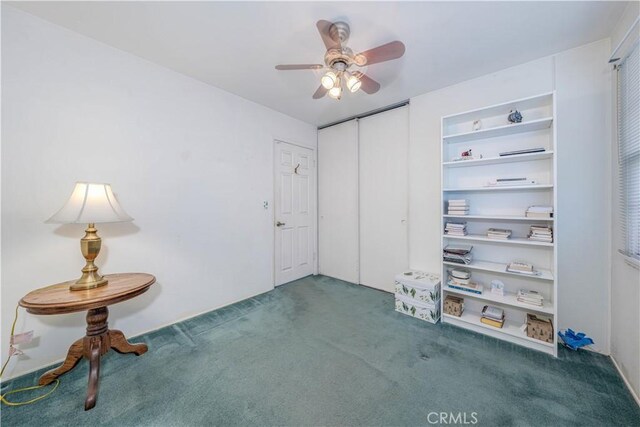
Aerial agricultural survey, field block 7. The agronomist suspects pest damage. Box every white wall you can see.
[609,2,640,401]
[409,40,612,353]
[1,6,316,379]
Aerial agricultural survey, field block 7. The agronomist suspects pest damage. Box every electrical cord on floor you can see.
[0,305,59,406]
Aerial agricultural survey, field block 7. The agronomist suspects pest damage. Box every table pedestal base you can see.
[38,306,147,410]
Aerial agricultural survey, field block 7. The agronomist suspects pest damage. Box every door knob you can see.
[276,221,286,227]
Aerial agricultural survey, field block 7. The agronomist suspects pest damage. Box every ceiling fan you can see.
[275,20,405,100]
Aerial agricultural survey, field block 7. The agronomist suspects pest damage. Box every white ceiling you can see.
[9,1,628,126]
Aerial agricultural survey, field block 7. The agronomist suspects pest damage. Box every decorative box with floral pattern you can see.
[395,294,441,324]
[394,270,441,304]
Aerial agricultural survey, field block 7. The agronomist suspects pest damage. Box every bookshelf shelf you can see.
[443,151,553,168]
[440,92,558,357]
[443,312,555,354]
[443,184,553,192]
[443,287,555,315]
[443,234,554,247]
[443,214,554,222]
[442,117,553,144]
[442,260,554,281]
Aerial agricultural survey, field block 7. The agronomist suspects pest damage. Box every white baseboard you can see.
[611,355,640,407]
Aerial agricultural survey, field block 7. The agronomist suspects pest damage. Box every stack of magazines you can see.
[447,199,469,215]
[526,206,553,218]
[481,305,505,328]
[445,222,467,236]
[443,245,473,265]
[517,289,544,307]
[447,269,482,294]
[506,261,540,276]
[528,225,553,243]
[487,228,512,240]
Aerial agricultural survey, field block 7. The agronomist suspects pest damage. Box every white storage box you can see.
[394,270,441,304]
[395,294,441,324]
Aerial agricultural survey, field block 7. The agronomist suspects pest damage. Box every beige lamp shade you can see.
[46,182,133,224]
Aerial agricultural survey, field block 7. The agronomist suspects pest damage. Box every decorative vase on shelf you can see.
[472,119,482,131]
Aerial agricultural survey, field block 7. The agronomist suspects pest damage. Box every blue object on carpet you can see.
[1,275,639,426]
[558,329,594,351]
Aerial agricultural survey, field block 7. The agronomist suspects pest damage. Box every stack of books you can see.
[445,222,467,236]
[528,225,553,243]
[447,199,469,215]
[487,228,512,240]
[517,289,544,307]
[506,261,540,276]
[481,305,505,328]
[447,269,483,294]
[443,244,473,265]
[526,205,553,218]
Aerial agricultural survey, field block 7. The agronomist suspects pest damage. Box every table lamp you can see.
[46,182,133,291]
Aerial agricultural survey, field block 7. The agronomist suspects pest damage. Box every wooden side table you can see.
[19,273,156,410]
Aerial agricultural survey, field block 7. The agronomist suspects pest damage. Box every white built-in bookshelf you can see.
[440,92,558,356]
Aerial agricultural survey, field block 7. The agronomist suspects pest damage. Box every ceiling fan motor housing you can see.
[329,21,350,45]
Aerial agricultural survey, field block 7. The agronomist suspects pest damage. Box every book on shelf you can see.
[517,289,544,307]
[482,305,504,321]
[443,254,473,265]
[528,225,553,242]
[480,316,505,328]
[444,245,472,255]
[527,205,553,213]
[447,280,483,295]
[447,200,470,215]
[487,178,537,187]
[499,148,546,157]
[526,212,553,218]
[506,261,541,276]
[481,305,505,328]
[487,228,512,240]
[443,245,472,265]
[445,222,468,236]
[526,206,553,218]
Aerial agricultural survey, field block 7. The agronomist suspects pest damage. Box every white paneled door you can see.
[274,141,315,286]
[359,107,410,292]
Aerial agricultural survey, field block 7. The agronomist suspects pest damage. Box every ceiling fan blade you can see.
[312,85,328,99]
[356,41,405,66]
[355,72,381,94]
[275,64,324,70]
[316,20,340,50]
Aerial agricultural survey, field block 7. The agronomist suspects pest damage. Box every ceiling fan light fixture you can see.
[328,85,342,99]
[321,71,338,89]
[346,73,362,93]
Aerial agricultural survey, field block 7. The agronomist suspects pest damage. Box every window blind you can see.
[617,40,640,260]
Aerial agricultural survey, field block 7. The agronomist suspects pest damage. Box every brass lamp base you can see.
[70,223,109,291]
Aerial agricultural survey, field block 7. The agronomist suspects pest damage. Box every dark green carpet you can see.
[2,275,639,426]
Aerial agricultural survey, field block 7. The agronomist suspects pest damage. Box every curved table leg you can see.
[84,340,102,411]
[109,330,147,355]
[39,338,84,386]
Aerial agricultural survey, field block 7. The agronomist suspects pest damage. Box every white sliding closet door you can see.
[358,107,409,292]
[318,120,359,283]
